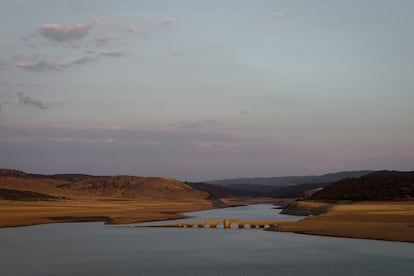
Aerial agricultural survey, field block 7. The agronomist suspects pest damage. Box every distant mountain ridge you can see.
[189,171,374,199]
[206,171,373,186]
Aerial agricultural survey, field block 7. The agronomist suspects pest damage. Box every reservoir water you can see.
[0,204,413,275]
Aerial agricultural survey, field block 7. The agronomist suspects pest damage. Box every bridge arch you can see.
[216,222,224,229]
[230,222,240,229]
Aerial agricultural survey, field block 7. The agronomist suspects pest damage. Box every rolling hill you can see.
[59,176,208,200]
[0,169,213,228]
[0,169,208,201]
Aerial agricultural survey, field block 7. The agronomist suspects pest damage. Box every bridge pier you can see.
[166,219,280,230]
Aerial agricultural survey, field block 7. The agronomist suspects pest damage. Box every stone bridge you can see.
[153,219,281,229]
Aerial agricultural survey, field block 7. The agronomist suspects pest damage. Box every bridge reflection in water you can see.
[154,219,281,229]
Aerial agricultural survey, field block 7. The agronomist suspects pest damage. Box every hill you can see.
[267,182,331,198]
[0,188,65,201]
[195,171,372,199]
[206,171,372,186]
[311,170,414,200]
[188,181,330,199]
[0,169,208,201]
[186,182,263,198]
[59,176,208,200]
[0,169,213,227]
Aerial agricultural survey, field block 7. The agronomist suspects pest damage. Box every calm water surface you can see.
[0,204,413,276]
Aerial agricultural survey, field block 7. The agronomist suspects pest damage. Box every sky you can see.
[0,0,413,181]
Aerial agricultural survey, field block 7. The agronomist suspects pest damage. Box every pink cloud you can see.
[38,23,91,42]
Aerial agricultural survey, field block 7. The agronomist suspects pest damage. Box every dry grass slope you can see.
[0,169,212,228]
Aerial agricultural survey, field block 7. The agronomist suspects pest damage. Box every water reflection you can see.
[0,204,413,276]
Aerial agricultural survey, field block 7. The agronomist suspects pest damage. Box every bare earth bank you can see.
[272,201,414,243]
[0,199,213,228]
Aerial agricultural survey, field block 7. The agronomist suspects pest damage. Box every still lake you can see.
[0,204,413,276]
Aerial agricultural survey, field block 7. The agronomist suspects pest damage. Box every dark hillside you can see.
[0,169,29,178]
[268,182,332,198]
[311,170,414,200]
[0,188,64,201]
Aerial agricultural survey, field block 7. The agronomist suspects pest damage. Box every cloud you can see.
[184,141,242,154]
[166,50,179,56]
[99,51,127,57]
[38,23,91,42]
[0,125,234,147]
[15,60,67,72]
[174,119,219,129]
[92,18,105,26]
[268,12,285,19]
[240,110,249,116]
[71,55,98,65]
[158,18,176,27]
[0,60,11,70]
[16,82,42,88]
[94,36,112,47]
[16,92,48,109]
[15,50,126,72]
[128,24,141,34]
[0,104,2,112]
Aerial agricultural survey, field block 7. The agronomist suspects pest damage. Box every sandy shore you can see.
[272,201,414,243]
[0,199,213,228]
